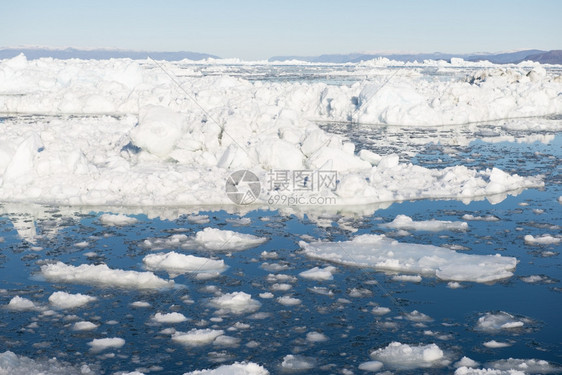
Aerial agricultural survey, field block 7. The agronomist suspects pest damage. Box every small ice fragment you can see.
[88,337,125,352]
[99,213,138,226]
[48,291,96,309]
[483,340,512,348]
[151,312,187,324]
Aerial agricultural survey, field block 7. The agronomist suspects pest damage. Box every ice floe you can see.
[151,312,188,324]
[48,291,97,309]
[99,213,138,226]
[209,292,261,315]
[88,337,125,352]
[281,355,316,371]
[143,251,226,277]
[277,296,302,306]
[191,228,267,251]
[40,261,175,289]
[380,214,468,231]
[183,362,269,375]
[475,312,527,332]
[5,296,41,311]
[524,234,560,245]
[370,342,449,370]
[0,351,95,375]
[172,329,224,347]
[141,228,267,252]
[489,358,561,374]
[298,266,336,281]
[300,234,517,282]
[71,321,98,331]
[462,214,500,221]
[483,340,512,348]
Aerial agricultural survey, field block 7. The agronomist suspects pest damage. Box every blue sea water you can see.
[0,122,560,374]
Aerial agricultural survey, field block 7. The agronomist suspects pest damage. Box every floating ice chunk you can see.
[88,337,125,352]
[141,234,189,250]
[455,367,524,375]
[182,361,269,375]
[448,281,463,289]
[298,266,336,281]
[226,217,251,226]
[40,261,175,290]
[462,214,500,222]
[270,283,292,291]
[99,213,138,226]
[475,312,526,332]
[454,357,480,368]
[307,286,334,296]
[6,296,40,311]
[404,310,433,322]
[306,332,328,342]
[392,274,422,283]
[209,292,261,315]
[381,214,468,232]
[483,340,512,348]
[524,234,560,245]
[187,214,210,224]
[48,291,97,309]
[370,342,448,369]
[489,358,561,374]
[143,251,226,277]
[371,307,391,316]
[358,361,384,372]
[520,275,554,284]
[349,287,372,298]
[300,234,517,283]
[172,329,224,347]
[281,355,316,371]
[74,241,89,248]
[213,335,240,347]
[260,251,278,259]
[151,312,188,324]
[191,228,267,251]
[0,350,95,375]
[277,296,302,306]
[261,262,290,272]
[72,321,98,331]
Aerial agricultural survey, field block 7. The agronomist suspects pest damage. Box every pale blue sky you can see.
[1,0,560,59]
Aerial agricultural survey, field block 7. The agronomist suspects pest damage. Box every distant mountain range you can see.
[269,49,562,65]
[1,47,561,64]
[0,47,218,61]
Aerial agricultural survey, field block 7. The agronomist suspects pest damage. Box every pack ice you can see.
[0,55,552,208]
[300,234,517,283]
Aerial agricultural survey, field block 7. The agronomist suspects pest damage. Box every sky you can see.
[1,0,561,60]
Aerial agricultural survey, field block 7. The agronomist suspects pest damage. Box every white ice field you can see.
[1,54,562,374]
